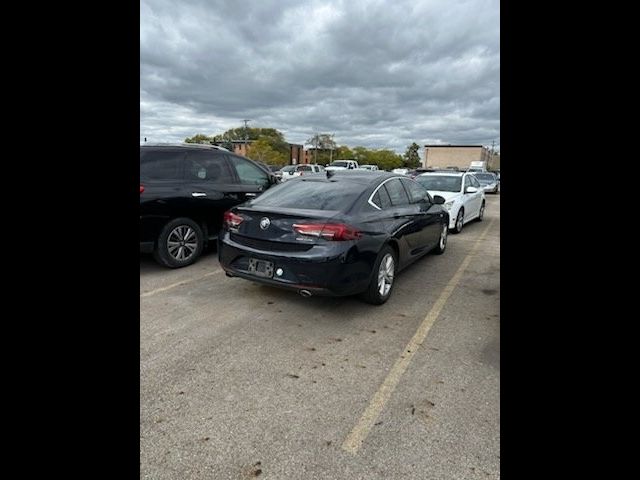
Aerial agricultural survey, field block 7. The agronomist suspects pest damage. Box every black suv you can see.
[140,143,278,267]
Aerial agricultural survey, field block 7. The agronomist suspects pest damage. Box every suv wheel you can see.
[153,218,204,268]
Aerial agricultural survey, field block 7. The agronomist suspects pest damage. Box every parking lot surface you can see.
[141,195,500,479]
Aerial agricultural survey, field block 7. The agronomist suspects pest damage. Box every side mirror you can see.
[465,186,478,193]
[433,195,445,205]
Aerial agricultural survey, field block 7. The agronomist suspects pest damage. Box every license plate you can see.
[248,258,274,278]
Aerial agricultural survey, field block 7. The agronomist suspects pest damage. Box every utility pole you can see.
[243,119,251,155]
[314,132,318,164]
[490,140,495,169]
[329,134,334,163]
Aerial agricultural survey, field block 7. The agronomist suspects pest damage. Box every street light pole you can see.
[243,119,251,155]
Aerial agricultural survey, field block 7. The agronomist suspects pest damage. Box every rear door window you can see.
[140,149,185,180]
[185,151,235,184]
[371,184,392,209]
[383,178,410,206]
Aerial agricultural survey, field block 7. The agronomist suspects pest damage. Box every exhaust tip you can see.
[299,289,312,298]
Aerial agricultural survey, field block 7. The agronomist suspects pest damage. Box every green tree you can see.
[246,137,288,166]
[306,133,338,164]
[403,142,421,168]
[351,146,371,164]
[184,133,213,144]
[334,145,354,159]
[369,149,404,171]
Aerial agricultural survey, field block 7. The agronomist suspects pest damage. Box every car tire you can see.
[432,223,448,255]
[361,245,397,305]
[453,208,464,233]
[478,201,485,221]
[153,218,204,268]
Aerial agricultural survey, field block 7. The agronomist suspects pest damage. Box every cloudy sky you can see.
[140,0,499,154]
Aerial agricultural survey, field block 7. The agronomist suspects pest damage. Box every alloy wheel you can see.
[440,224,448,250]
[167,225,198,262]
[377,253,395,297]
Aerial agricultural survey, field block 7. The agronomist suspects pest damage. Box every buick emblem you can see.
[259,217,271,230]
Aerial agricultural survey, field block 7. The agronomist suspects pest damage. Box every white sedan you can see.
[279,164,324,181]
[415,171,486,233]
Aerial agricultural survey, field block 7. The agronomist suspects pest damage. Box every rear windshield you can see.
[474,173,495,181]
[251,179,364,210]
[329,161,349,167]
[415,175,462,192]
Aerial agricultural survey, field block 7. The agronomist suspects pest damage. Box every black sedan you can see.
[218,171,449,304]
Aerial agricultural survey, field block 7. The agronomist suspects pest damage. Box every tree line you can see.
[185,128,422,170]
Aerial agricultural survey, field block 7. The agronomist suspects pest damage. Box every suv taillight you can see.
[140,185,144,194]
[292,223,361,241]
[223,211,244,229]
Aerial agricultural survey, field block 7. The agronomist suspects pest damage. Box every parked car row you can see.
[140,144,489,304]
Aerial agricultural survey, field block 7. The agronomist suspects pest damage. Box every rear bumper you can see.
[218,232,374,296]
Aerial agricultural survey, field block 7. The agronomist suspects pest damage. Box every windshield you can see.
[329,161,349,167]
[281,165,296,172]
[474,173,495,182]
[415,175,462,192]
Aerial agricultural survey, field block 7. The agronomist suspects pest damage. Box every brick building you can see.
[423,145,493,170]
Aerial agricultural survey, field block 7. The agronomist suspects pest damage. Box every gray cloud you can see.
[141,0,500,152]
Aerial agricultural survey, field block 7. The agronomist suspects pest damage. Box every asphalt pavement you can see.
[140,194,500,479]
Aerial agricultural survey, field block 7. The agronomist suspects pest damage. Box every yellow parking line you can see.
[140,269,223,298]
[341,219,495,454]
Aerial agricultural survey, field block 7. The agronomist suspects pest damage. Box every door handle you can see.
[245,193,257,198]
[191,192,207,197]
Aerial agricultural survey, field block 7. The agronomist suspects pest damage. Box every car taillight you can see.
[140,184,144,194]
[292,223,361,241]
[223,211,244,229]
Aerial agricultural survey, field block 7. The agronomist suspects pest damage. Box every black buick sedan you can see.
[218,171,449,304]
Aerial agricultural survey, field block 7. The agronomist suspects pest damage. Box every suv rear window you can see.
[140,149,184,180]
[252,180,364,210]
